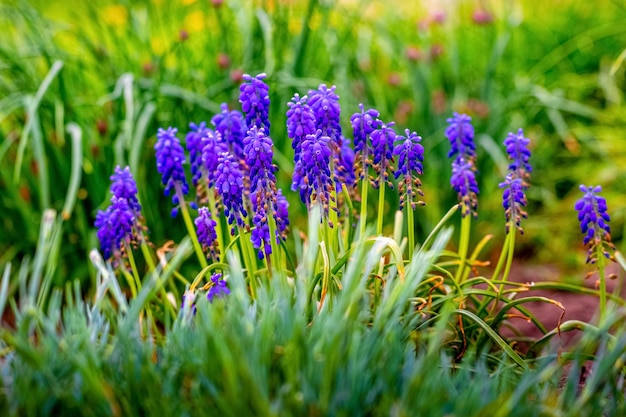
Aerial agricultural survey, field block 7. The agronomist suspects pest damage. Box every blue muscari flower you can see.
[445,112,476,161]
[211,103,247,161]
[215,151,247,235]
[499,174,527,234]
[276,188,290,239]
[239,73,271,134]
[351,104,382,182]
[504,128,532,181]
[370,121,396,189]
[186,122,212,187]
[337,136,356,190]
[308,84,342,145]
[201,129,228,188]
[195,206,219,261]
[109,165,141,214]
[286,93,316,162]
[451,159,479,217]
[575,185,614,263]
[155,127,190,217]
[250,190,272,259]
[244,126,276,193]
[207,273,230,301]
[292,131,336,223]
[500,128,532,233]
[393,129,425,210]
[95,196,136,260]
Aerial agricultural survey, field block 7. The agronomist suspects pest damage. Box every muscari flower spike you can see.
[445,112,476,161]
[504,128,532,182]
[575,185,614,263]
[95,196,136,260]
[351,104,382,181]
[370,121,397,189]
[215,151,247,235]
[195,206,219,261]
[207,273,230,301]
[393,129,425,210]
[276,188,290,240]
[500,128,532,233]
[499,174,527,234]
[308,84,342,144]
[244,126,276,192]
[211,103,247,161]
[201,128,228,188]
[239,73,271,134]
[451,159,479,217]
[286,93,316,162]
[155,127,190,217]
[291,130,336,224]
[186,122,212,186]
[109,165,141,214]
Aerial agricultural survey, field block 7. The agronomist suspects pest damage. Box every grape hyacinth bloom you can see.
[244,126,276,192]
[185,122,212,186]
[207,273,230,301]
[215,152,247,235]
[250,190,273,259]
[575,185,614,263]
[370,121,397,189]
[239,73,271,134]
[211,103,247,161]
[286,93,316,162]
[451,159,479,217]
[195,206,219,261]
[276,189,290,239]
[393,129,425,210]
[95,196,136,260]
[155,127,190,217]
[351,104,382,181]
[292,131,336,224]
[503,128,532,183]
[109,165,141,215]
[308,84,342,145]
[499,174,527,234]
[336,136,356,190]
[500,128,532,233]
[445,112,476,162]
[200,129,228,189]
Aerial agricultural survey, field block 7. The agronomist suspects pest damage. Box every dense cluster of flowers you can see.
[393,129,425,210]
[95,166,143,260]
[445,113,479,217]
[155,127,190,217]
[499,129,532,233]
[211,103,247,161]
[575,185,614,263]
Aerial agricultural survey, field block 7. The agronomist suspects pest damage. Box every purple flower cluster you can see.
[215,151,248,235]
[207,273,230,301]
[351,105,382,182]
[155,127,190,217]
[95,165,142,260]
[292,131,336,224]
[393,129,425,210]
[201,129,228,189]
[308,84,342,145]
[211,103,247,161]
[370,121,396,189]
[445,113,479,217]
[286,94,316,163]
[575,185,614,263]
[499,128,532,233]
[185,122,212,186]
[239,73,271,134]
[195,207,219,261]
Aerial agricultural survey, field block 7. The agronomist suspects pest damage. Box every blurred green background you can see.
[1,0,626,287]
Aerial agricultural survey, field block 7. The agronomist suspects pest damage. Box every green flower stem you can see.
[238,225,257,298]
[124,241,142,292]
[267,212,280,277]
[140,239,156,273]
[596,245,607,323]
[359,177,369,241]
[406,195,415,263]
[341,186,355,250]
[491,231,512,281]
[455,210,471,283]
[376,184,386,236]
[175,187,208,269]
[207,190,225,259]
[501,230,516,284]
[120,268,138,299]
